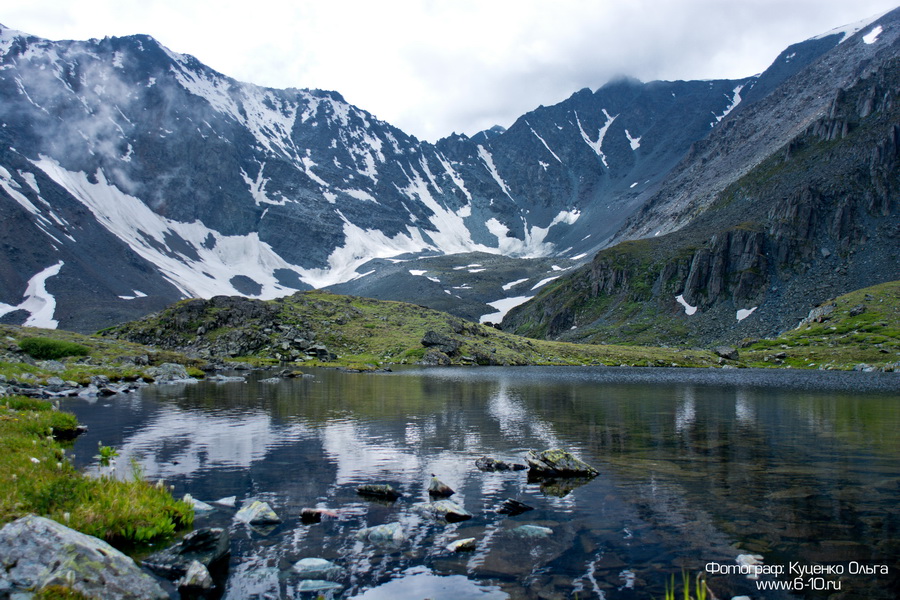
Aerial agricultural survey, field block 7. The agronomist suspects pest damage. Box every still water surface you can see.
[62,367,900,599]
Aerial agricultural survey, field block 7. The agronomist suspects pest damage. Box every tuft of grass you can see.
[660,571,707,600]
[0,396,192,547]
[18,337,90,361]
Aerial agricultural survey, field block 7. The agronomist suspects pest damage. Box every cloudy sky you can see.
[3,0,897,141]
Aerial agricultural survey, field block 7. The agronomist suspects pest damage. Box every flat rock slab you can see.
[0,515,167,600]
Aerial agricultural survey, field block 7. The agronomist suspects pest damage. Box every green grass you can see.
[0,396,193,547]
[18,337,90,361]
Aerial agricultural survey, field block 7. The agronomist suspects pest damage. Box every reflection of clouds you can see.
[735,390,755,425]
[674,387,696,433]
[321,419,421,485]
[109,407,311,479]
[487,381,562,449]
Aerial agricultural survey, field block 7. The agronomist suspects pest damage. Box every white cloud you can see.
[3,0,897,141]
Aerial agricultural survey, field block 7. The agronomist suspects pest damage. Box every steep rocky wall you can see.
[504,57,900,346]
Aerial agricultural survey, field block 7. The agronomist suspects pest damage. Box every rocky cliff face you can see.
[0,16,849,332]
[504,48,900,346]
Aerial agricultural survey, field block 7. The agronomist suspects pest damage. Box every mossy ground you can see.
[0,396,193,547]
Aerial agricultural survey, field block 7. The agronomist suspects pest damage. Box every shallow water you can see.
[62,367,900,599]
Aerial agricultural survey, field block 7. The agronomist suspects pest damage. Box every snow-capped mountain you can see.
[0,18,856,331]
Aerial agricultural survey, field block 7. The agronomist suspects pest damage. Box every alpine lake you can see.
[61,366,900,600]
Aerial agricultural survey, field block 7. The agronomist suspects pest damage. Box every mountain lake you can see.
[61,366,900,600]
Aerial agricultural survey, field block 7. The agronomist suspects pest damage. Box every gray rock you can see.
[421,348,451,366]
[212,495,237,507]
[145,363,196,384]
[421,330,460,354]
[427,475,454,497]
[207,374,246,383]
[176,560,214,595]
[38,360,66,372]
[713,346,739,361]
[357,484,401,501]
[447,538,477,552]
[182,494,216,513]
[0,515,167,599]
[525,449,599,477]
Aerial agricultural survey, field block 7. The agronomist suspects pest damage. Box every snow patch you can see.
[0,261,64,328]
[813,12,886,43]
[119,290,147,300]
[531,276,559,290]
[675,294,698,316]
[477,145,514,199]
[435,152,472,201]
[711,85,744,126]
[35,157,405,295]
[341,188,378,203]
[502,278,529,291]
[625,129,641,150]
[528,122,562,162]
[479,295,533,324]
[575,109,617,167]
[863,25,883,44]
[736,307,757,321]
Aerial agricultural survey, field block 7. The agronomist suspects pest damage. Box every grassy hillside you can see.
[740,280,900,370]
[103,290,720,369]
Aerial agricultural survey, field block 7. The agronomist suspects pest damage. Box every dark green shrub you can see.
[18,337,89,360]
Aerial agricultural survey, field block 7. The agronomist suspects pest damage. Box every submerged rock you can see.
[497,499,534,516]
[295,579,344,593]
[510,524,554,539]
[234,500,281,525]
[0,515,167,599]
[143,527,230,580]
[525,449,599,477]
[357,484,402,501]
[413,499,473,522]
[475,456,527,471]
[355,522,406,547]
[300,507,339,523]
[292,558,346,581]
[447,538,477,552]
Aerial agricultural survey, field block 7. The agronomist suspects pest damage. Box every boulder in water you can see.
[525,449,598,477]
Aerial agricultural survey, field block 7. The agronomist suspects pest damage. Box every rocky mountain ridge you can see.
[503,46,900,346]
[0,13,870,333]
